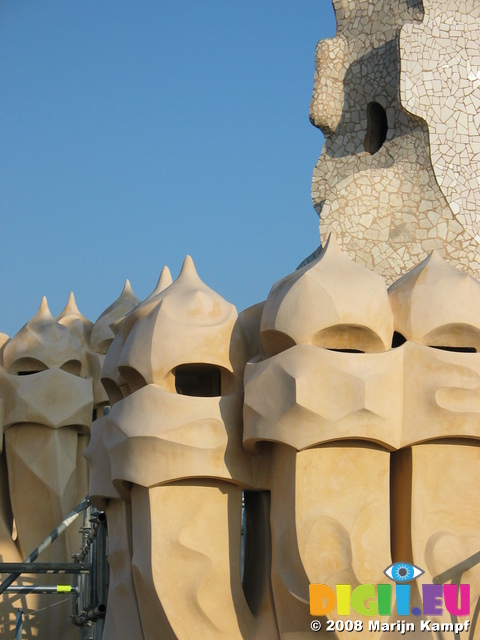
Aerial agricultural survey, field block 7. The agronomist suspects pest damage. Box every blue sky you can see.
[0,1,336,337]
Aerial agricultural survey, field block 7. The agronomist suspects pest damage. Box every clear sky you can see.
[0,1,336,337]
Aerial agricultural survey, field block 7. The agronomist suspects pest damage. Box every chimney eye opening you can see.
[174,364,223,397]
[364,101,388,155]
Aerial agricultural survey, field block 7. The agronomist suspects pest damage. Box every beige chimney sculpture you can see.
[244,235,398,638]
[0,295,100,639]
[86,257,277,639]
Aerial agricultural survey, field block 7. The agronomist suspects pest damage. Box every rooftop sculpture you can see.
[309,0,480,280]
[0,1,479,638]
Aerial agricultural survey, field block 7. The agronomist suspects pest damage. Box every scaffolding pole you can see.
[0,497,107,639]
[15,609,23,640]
[0,496,90,596]
[0,563,91,574]
[6,585,79,595]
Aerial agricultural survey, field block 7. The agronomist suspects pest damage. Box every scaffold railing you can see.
[0,496,108,640]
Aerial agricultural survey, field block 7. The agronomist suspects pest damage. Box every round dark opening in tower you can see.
[364,102,388,155]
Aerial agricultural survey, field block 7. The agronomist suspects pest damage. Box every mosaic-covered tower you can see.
[309,0,480,280]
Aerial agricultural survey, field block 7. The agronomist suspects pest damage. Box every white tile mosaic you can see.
[309,0,480,282]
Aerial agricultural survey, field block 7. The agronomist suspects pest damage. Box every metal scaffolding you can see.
[0,496,109,639]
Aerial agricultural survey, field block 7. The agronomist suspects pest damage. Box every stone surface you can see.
[0,295,100,639]
[86,257,274,639]
[401,0,480,253]
[409,444,480,640]
[3,2,480,638]
[310,0,480,281]
[388,251,480,349]
[261,234,394,355]
[244,241,480,637]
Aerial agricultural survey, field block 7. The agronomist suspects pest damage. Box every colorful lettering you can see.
[377,584,392,616]
[395,584,410,616]
[351,584,377,616]
[423,584,443,616]
[336,585,351,615]
[444,584,470,616]
[309,584,336,616]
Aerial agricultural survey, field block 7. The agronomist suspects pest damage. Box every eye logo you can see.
[384,562,424,583]
[310,561,470,618]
